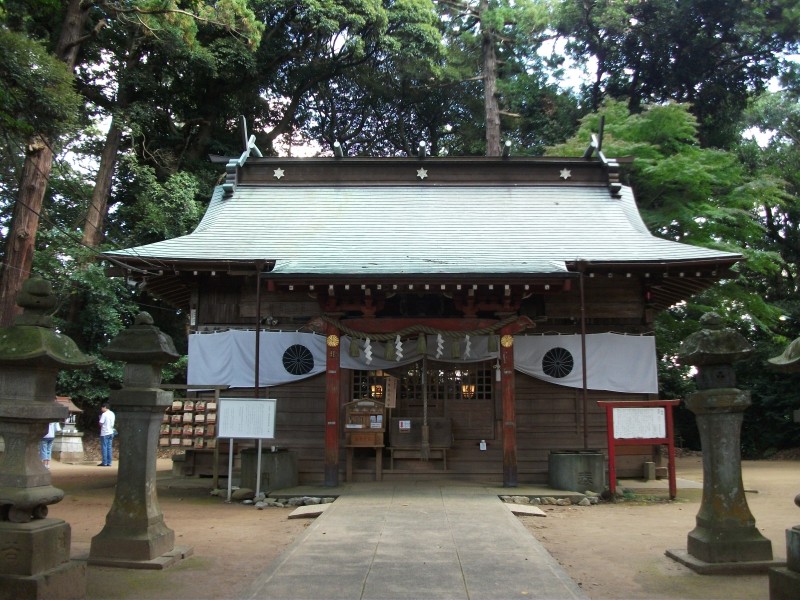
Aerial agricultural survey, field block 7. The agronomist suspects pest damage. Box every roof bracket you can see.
[582,116,622,198]
[223,116,263,198]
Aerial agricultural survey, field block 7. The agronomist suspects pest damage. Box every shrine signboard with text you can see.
[598,400,680,499]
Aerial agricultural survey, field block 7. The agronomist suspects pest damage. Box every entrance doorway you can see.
[351,360,495,442]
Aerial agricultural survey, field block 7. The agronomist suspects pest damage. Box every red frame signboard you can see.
[597,400,680,499]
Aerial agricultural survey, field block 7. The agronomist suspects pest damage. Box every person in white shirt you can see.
[40,421,62,469]
[98,403,116,466]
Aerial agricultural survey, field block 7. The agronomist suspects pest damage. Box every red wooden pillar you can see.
[324,325,341,487]
[500,327,518,487]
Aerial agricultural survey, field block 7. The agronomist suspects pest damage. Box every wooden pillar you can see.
[500,327,518,487]
[324,325,341,487]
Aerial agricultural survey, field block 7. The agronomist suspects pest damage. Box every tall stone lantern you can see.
[766,338,800,599]
[88,312,192,568]
[666,312,776,573]
[0,277,95,599]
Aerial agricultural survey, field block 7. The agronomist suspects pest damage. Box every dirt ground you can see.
[46,453,799,600]
[519,455,799,600]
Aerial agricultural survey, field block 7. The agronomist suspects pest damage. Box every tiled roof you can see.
[104,183,740,275]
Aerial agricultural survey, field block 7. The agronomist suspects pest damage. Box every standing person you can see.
[39,421,61,469]
[98,402,115,466]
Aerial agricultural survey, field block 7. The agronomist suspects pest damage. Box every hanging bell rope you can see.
[416,333,427,355]
[421,356,430,460]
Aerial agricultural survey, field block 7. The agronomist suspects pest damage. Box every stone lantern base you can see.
[769,526,800,600]
[0,519,86,600]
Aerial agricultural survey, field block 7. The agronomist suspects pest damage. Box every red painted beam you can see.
[324,324,341,487]
[500,325,518,487]
[338,316,534,334]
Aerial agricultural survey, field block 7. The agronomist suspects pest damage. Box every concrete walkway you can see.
[242,481,587,600]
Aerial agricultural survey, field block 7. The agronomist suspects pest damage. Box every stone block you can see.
[769,566,800,600]
[643,461,656,481]
[0,520,71,576]
[90,521,175,562]
[687,526,773,563]
[786,526,800,572]
[0,558,86,600]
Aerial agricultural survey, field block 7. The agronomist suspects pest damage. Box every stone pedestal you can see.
[0,520,85,600]
[88,313,191,569]
[767,340,800,600]
[88,397,182,567]
[666,388,778,573]
[666,312,782,574]
[52,427,84,464]
[0,277,94,599]
[769,516,800,599]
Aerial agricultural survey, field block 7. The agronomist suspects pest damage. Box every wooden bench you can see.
[387,417,452,470]
[388,446,448,470]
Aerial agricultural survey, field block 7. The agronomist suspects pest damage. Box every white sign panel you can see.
[217,398,276,439]
[612,407,665,439]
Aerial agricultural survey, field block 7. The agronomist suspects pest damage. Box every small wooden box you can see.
[349,431,384,446]
[344,399,386,447]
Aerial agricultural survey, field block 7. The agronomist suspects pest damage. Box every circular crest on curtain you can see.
[282,344,315,375]
[542,347,574,378]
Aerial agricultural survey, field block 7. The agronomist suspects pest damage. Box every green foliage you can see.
[547,101,756,244]
[547,99,800,451]
[555,0,800,147]
[114,156,203,245]
[0,28,81,139]
[28,228,137,407]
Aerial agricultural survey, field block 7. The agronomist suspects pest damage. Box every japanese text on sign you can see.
[217,398,276,439]
[612,407,665,439]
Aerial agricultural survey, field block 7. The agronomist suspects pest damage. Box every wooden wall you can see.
[229,370,655,486]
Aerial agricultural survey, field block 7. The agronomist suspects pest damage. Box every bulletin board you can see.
[217,398,276,440]
[597,400,680,499]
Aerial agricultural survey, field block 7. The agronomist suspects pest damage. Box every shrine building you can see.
[103,146,741,488]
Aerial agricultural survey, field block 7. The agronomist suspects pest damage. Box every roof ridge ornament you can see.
[582,116,622,198]
[223,116,263,198]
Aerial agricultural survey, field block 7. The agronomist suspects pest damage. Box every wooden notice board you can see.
[597,400,680,499]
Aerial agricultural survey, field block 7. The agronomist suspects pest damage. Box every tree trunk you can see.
[481,0,501,156]
[0,137,53,325]
[0,0,90,325]
[82,117,123,248]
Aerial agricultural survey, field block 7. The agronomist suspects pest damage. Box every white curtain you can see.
[188,331,658,394]
[514,334,658,394]
[188,330,326,388]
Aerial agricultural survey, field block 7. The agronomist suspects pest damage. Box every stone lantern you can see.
[0,277,95,599]
[666,312,777,573]
[766,338,800,599]
[88,312,192,568]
